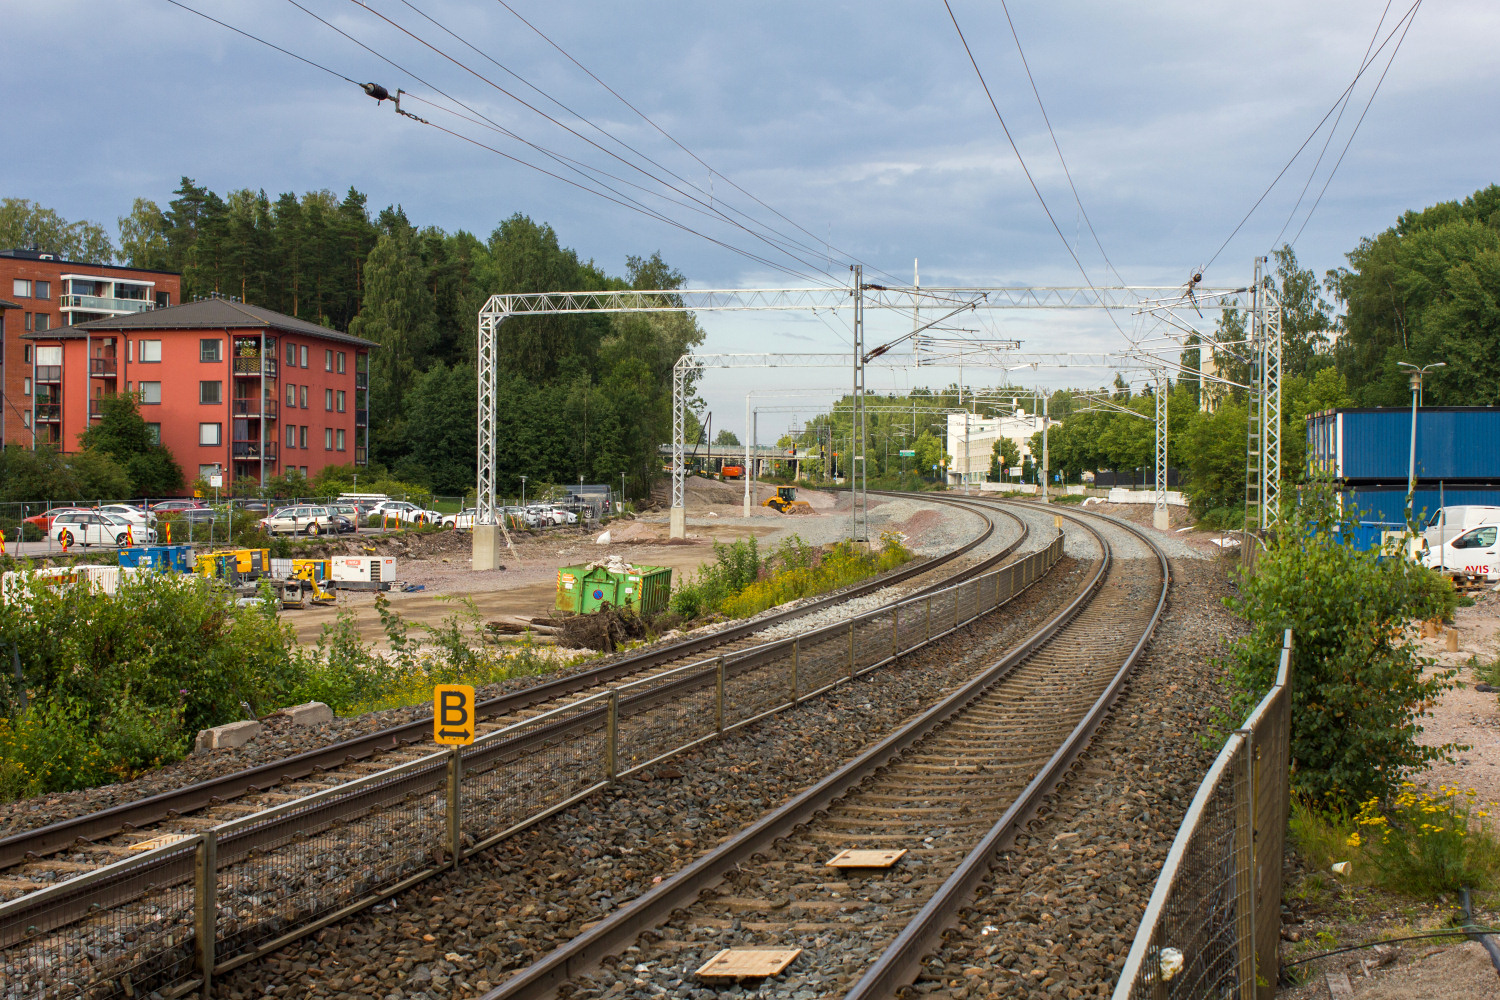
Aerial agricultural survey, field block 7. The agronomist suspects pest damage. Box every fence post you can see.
[446,743,463,865]
[605,689,619,781]
[1234,729,1257,1000]
[194,831,217,998]
[892,605,899,658]
[925,597,932,641]
[790,637,800,704]
[715,657,726,735]
[955,584,962,629]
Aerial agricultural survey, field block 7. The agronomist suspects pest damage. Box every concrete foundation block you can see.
[472,523,502,571]
[669,506,686,539]
[285,701,334,726]
[194,719,263,752]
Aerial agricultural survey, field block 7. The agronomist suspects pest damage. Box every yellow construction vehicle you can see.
[288,558,336,604]
[762,486,813,514]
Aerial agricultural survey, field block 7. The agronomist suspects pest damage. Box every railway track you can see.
[476,504,1168,1000]
[0,493,1017,885]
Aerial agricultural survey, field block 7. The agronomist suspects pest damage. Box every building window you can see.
[286,423,296,448]
[23,313,32,331]
[33,314,48,332]
[300,345,309,368]
[324,427,333,450]
[200,380,222,404]
[199,464,220,481]
[23,345,31,364]
[285,341,296,365]
[200,339,222,362]
[139,340,162,363]
[325,349,333,371]
[22,411,31,428]
[146,422,161,444]
[299,386,308,408]
[155,291,170,308]
[336,389,346,412]
[336,428,346,451]
[139,382,161,404]
[325,388,333,411]
[199,423,222,446]
[337,351,346,373]
[34,281,50,300]
[286,382,296,407]
[23,378,30,396]
[12,279,30,298]
[299,426,308,449]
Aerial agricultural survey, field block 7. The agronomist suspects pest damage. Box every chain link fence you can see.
[1112,629,1294,1000]
[0,533,1063,999]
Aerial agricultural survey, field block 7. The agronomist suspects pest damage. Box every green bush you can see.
[1219,483,1458,811]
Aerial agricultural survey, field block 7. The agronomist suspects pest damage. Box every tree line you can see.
[3,184,703,500]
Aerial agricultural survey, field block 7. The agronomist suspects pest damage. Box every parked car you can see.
[369,500,442,526]
[1423,522,1500,579]
[442,508,479,530]
[327,504,362,532]
[22,506,90,531]
[234,500,269,513]
[151,499,208,512]
[50,511,158,548]
[96,503,158,526]
[161,507,219,524]
[1420,506,1500,554]
[258,505,339,536]
[549,506,579,525]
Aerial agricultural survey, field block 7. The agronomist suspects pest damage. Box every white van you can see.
[1424,522,1500,579]
[1421,506,1500,557]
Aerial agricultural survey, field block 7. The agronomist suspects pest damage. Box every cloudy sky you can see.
[3,0,1494,438]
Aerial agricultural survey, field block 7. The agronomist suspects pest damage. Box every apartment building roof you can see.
[0,247,180,277]
[20,297,377,348]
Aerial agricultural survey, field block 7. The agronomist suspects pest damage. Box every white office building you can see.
[945,409,1058,485]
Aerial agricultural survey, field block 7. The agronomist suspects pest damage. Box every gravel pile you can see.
[211,553,1099,1000]
[907,555,1245,1000]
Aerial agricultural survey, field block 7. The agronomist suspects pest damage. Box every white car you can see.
[1424,523,1500,579]
[547,507,578,525]
[96,503,158,526]
[369,500,442,526]
[442,508,478,529]
[50,511,159,548]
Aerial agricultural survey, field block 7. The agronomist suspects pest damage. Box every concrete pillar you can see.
[472,523,503,570]
[1154,506,1170,531]
[669,506,687,540]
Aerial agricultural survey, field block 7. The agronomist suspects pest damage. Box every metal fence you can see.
[0,534,1063,999]
[1112,629,1294,1000]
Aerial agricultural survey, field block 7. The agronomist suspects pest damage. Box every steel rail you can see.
[844,507,1171,999]
[0,494,1016,871]
[477,502,1120,1000]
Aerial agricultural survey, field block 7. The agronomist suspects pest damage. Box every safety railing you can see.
[0,534,1063,999]
[1112,629,1294,1000]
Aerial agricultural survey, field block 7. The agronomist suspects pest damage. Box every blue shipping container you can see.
[1306,407,1500,483]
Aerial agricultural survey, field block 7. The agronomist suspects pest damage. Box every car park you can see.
[50,511,158,548]
[22,506,90,531]
[258,505,340,536]
[369,500,442,526]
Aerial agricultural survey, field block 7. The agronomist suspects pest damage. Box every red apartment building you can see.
[2,247,181,448]
[21,297,373,487]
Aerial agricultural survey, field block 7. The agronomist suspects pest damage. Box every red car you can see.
[22,506,91,531]
[151,499,209,512]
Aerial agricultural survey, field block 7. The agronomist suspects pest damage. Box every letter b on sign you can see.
[433,684,476,745]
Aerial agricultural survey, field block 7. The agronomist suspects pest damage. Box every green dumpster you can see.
[556,561,672,616]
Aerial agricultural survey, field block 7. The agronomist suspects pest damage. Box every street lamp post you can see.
[1398,361,1445,531]
[519,475,526,507]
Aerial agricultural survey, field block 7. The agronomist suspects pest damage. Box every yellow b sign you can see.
[433,685,476,745]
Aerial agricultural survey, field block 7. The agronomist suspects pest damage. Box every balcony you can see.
[355,372,368,389]
[60,294,153,315]
[35,403,61,422]
[232,398,278,419]
[233,441,278,462]
[354,408,368,427]
[354,446,368,466]
[89,356,118,377]
[233,356,278,378]
[35,366,62,383]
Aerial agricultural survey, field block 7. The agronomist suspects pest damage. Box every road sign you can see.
[898,450,915,457]
[433,684,476,745]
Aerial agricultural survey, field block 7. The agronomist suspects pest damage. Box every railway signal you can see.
[433,684,476,745]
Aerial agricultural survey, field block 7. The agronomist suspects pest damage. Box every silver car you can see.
[259,505,338,536]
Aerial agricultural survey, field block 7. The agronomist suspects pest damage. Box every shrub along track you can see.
[0,495,1018,898]
[471,506,1168,1000]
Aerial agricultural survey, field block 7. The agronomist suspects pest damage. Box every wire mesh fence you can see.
[1112,629,1294,1000]
[0,533,1064,999]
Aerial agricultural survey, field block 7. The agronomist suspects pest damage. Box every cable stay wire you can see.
[279,0,840,286]
[940,0,1130,343]
[168,0,839,286]
[340,0,849,286]
[400,0,896,288]
[1268,0,1393,251]
[491,0,909,288]
[1290,2,1420,247]
[1201,0,1421,273]
[996,0,1127,288]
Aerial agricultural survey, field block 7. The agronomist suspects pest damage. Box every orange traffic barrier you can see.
[126,525,135,547]
[0,528,6,556]
[165,522,172,545]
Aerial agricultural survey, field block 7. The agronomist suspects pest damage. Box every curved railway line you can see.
[477,504,1169,1000]
[0,492,1092,1000]
[0,493,1017,882]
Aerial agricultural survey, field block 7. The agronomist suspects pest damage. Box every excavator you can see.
[762,486,813,514]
